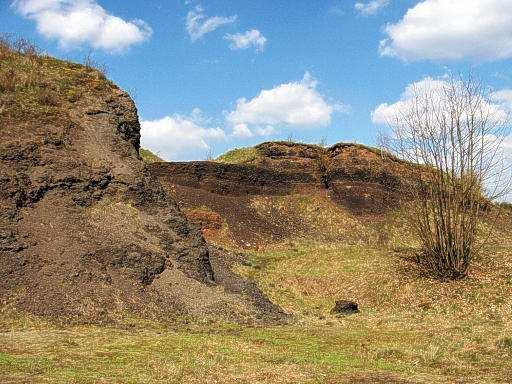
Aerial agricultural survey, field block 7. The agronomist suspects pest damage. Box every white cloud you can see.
[13,0,152,52]
[372,77,445,124]
[355,0,389,15]
[231,123,253,138]
[227,72,335,132]
[141,111,226,161]
[492,89,512,113]
[372,77,510,125]
[231,124,277,138]
[380,0,512,61]
[186,5,237,42]
[255,125,276,136]
[225,29,266,52]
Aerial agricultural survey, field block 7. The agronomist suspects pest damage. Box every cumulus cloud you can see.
[141,110,226,161]
[231,123,253,138]
[372,77,445,124]
[355,0,390,15]
[372,77,510,125]
[227,72,336,133]
[225,29,266,52]
[230,124,277,138]
[186,5,237,42]
[492,89,512,113]
[255,125,276,136]
[380,0,512,61]
[13,0,152,52]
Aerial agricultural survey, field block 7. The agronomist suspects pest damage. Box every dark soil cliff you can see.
[152,141,415,211]
[0,45,285,323]
[149,141,420,247]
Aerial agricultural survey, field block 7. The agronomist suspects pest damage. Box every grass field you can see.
[2,239,512,383]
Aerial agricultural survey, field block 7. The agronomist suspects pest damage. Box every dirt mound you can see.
[149,142,420,247]
[0,48,286,324]
[149,161,319,196]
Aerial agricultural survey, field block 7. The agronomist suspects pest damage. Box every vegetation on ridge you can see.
[0,37,113,126]
[140,148,164,163]
[216,146,262,164]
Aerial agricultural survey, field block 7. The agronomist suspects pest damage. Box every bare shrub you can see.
[12,38,39,57]
[0,36,11,59]
[318,136,328,147]
[205,147,215,161]
[384,74,511,279]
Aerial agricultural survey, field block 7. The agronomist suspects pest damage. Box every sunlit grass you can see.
[216,147,261,164]
[2,241,511,383]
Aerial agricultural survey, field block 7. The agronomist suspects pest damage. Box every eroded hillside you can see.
[0,43,285,324]
[149,141,421,247]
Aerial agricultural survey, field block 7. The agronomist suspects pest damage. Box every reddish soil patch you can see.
[174,186,294,247]
[184,208,223,238]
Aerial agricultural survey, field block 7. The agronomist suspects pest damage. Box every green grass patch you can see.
[140,148,164,163]
[216,147,261,164]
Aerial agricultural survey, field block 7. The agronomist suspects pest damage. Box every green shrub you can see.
[140,148,163,163]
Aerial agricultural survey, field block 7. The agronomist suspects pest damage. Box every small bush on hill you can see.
[497,337,512,352]
[384,74,511,279]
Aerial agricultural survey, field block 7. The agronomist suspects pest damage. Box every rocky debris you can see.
[0,51,286,324]
[330,300,359,315]
[80,245,166,285]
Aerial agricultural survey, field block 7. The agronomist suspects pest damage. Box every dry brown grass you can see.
[0,36,114,128]
[0,68,16,93]
[2,235,512,384]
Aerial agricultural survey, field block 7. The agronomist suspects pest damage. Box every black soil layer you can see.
[0,48,287,324]
[149,141,420,247]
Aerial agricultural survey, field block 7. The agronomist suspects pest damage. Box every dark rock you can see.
[331,300,359,315]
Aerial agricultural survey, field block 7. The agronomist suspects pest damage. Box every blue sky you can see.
[2,0,512,160]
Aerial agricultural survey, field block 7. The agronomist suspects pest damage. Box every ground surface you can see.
[2,198,512,383]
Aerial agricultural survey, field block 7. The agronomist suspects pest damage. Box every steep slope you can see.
[0,45,285,323]
[149,141,420,247]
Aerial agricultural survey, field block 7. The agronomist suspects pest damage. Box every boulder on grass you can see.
[331,300,359,315]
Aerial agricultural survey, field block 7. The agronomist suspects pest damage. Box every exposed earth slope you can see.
[149,141,419,247]
[0,45,285,324]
